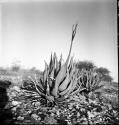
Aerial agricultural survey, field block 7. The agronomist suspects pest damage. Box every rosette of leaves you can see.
[75,68,104,102]
[28,24,82,104]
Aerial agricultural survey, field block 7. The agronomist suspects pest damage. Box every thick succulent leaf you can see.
[51,64,67,97]
[55,64,67,84]
[58,70,70,91]
[68,57,74,72]
[53,52,56,69]
[46,79,50,95]
[59,78,73,96]
[63,76,76,98]
[59,54,62,68]
[59,66,77,96]
[34,75,44,92]
[49,53,53,71]
[48,67,55,87]
[49,65,55,79]
[69,71,79,94]
[55,54,60,73]
[39,78,45,91]
[43,61,48,83]
[69,64,76,78]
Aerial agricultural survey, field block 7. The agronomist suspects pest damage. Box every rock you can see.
[76,104,79,109]
[9,91,18,98]
[68,104,73,110]
[31,114,39,120]
[12,101,21,106]
[51,113,55,116]
[12,86,21,92]
[80,108,85,112]
[77,112,80,117]
[44,116,57,124]
[12,107,17,111]
[56,110,60,116]
[17,116,24,121]
[34,102,41,107]
[37,117,41,121]
[87,111,94,119]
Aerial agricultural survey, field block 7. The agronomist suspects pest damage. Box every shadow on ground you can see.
[0,80,15,125]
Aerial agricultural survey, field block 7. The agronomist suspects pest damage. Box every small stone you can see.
[11,91,17,97]
[77,112,80,117]
[12,101,21,106]
[17,116,24,121]
[56,110,60,116]
[34,102,41,107]
[31,114,39,120]
[12,107,17,111]
[68,104,73,110]
[51,113,55,116]
[13,86,21,92]
[27,110,32,114]
[80,108,85,112]
[37,117,41,121]
[87,111,94,119]
[76,104,79,109]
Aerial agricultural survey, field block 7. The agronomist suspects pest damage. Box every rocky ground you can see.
[0,80,119,125]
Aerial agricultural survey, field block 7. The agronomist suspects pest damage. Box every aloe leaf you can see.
[48,67,55,88]
[59,66,76,96]
[59,78,73,96]
[58,70,70,91]
[69,71,79,93]
[59,54,62,67]
[69,64,76,79]
[49,64,55,79]
[46,79,50,95]
[43,61,49,84]
[63,76,76,98]
[51,64,67,97]
[55,54,60,73]
[49,53,53,71]
[34,75,44,91]
[68,57,74,74]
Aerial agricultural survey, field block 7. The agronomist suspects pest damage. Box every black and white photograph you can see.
[0,0,118,124]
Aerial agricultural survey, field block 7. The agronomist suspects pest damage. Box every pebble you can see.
[31,114,39,120]
[34,102,41,107]
[13,86,21,92]
[12,101,22,106]
[87,111,94,119]
[37,117,41,121]
[17,116,24,121]
[12,107,17,111]
[77,112,80,117]
[51,113,55,116]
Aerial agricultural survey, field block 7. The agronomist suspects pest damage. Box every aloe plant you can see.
[24,24,104,105]
[28,24,83,103]
[75,68,104,103]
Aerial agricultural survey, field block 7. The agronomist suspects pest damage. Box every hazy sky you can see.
[0,0,118,82]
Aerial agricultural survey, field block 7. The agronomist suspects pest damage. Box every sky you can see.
[0,0,118,82]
